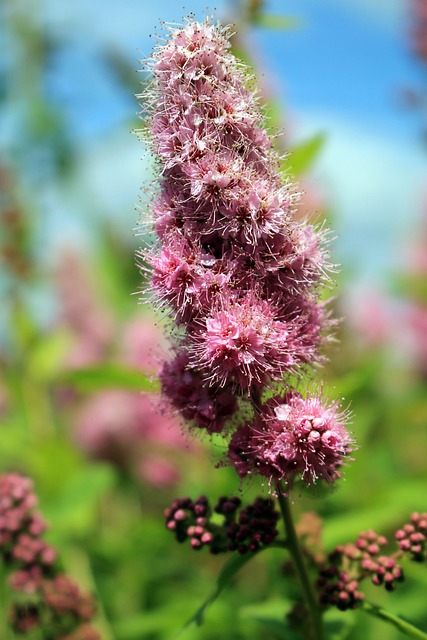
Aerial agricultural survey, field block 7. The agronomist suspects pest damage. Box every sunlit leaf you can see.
[58,365,159,392]
[253,15,302,31]
[281,133,326,176]
[323,479,427,548]
[27,330,72,382]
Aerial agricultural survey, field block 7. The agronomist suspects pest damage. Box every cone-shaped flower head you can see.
[139,19,352,487]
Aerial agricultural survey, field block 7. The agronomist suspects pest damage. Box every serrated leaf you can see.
[185,552,256,628]
[58,365,159,392]
[254,14,302,30]
[281,133,326,176]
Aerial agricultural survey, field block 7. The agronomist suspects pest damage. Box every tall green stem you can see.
[276,482,323,640]
[362,602,427,640]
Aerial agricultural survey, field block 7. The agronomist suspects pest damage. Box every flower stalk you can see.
[361,601,427,640]
[276,482,324,640]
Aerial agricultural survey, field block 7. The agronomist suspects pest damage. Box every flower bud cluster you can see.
[141,19,351,487]
[226,497,279,554]
[10,576,98,638]
[318,528,410,611]
[164,494,279,554]
[0,473,99,639]
[0,473,56,575]
[395,512,427,561]
[56,625,101,640]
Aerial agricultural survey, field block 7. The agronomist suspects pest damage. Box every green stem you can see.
[361,601,427,640]
[276,482,323,640]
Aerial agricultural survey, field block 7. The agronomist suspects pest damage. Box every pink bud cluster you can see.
[226,497,279,554]
[140,19,351,487]
[395,512,427,561]
[0,473,56,575]
[164,494,279,554]
[10,576,98,638]
[0,473,99,639]
[317,515,427,612]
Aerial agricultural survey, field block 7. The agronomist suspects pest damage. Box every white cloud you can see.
[293,110,427,283]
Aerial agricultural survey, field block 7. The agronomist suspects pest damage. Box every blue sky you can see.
[3,0,427,287]
[253,0,427,283]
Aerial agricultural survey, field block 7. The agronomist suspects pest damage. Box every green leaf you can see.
[281,133,326,176]
[362,602,427,640]
[324,609,356,640]
[27,330,72,382]
[185,552,256,628]
[240,598,290,621]
[0,425,29,467]
[253,14,302,30]
[28,438,83,493]
[43,464,117,539]
[254,619,293,639]
[323,479,427,548]
[240,599,294,639]
[58,364,159,392]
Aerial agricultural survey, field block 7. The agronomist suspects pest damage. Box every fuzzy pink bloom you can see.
[73,314,189,488]
[405,302,427,377]
[228,392,352,486]
[349,290,392,347]
[192,294,315,391]
[54,250,112,368]
[160,350,237,433]
[74,389,189,487]
[138,455,181,488]
[119,316,164,372]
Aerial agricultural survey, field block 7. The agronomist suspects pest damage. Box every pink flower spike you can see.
[138,18,350,484]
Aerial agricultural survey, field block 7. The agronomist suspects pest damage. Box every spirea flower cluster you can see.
[316,514,427,612]
[317,530,403,611]
[139,19,351,488]
[0,473,99,639]
[395,512,427,561]
[164,494,279,554]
